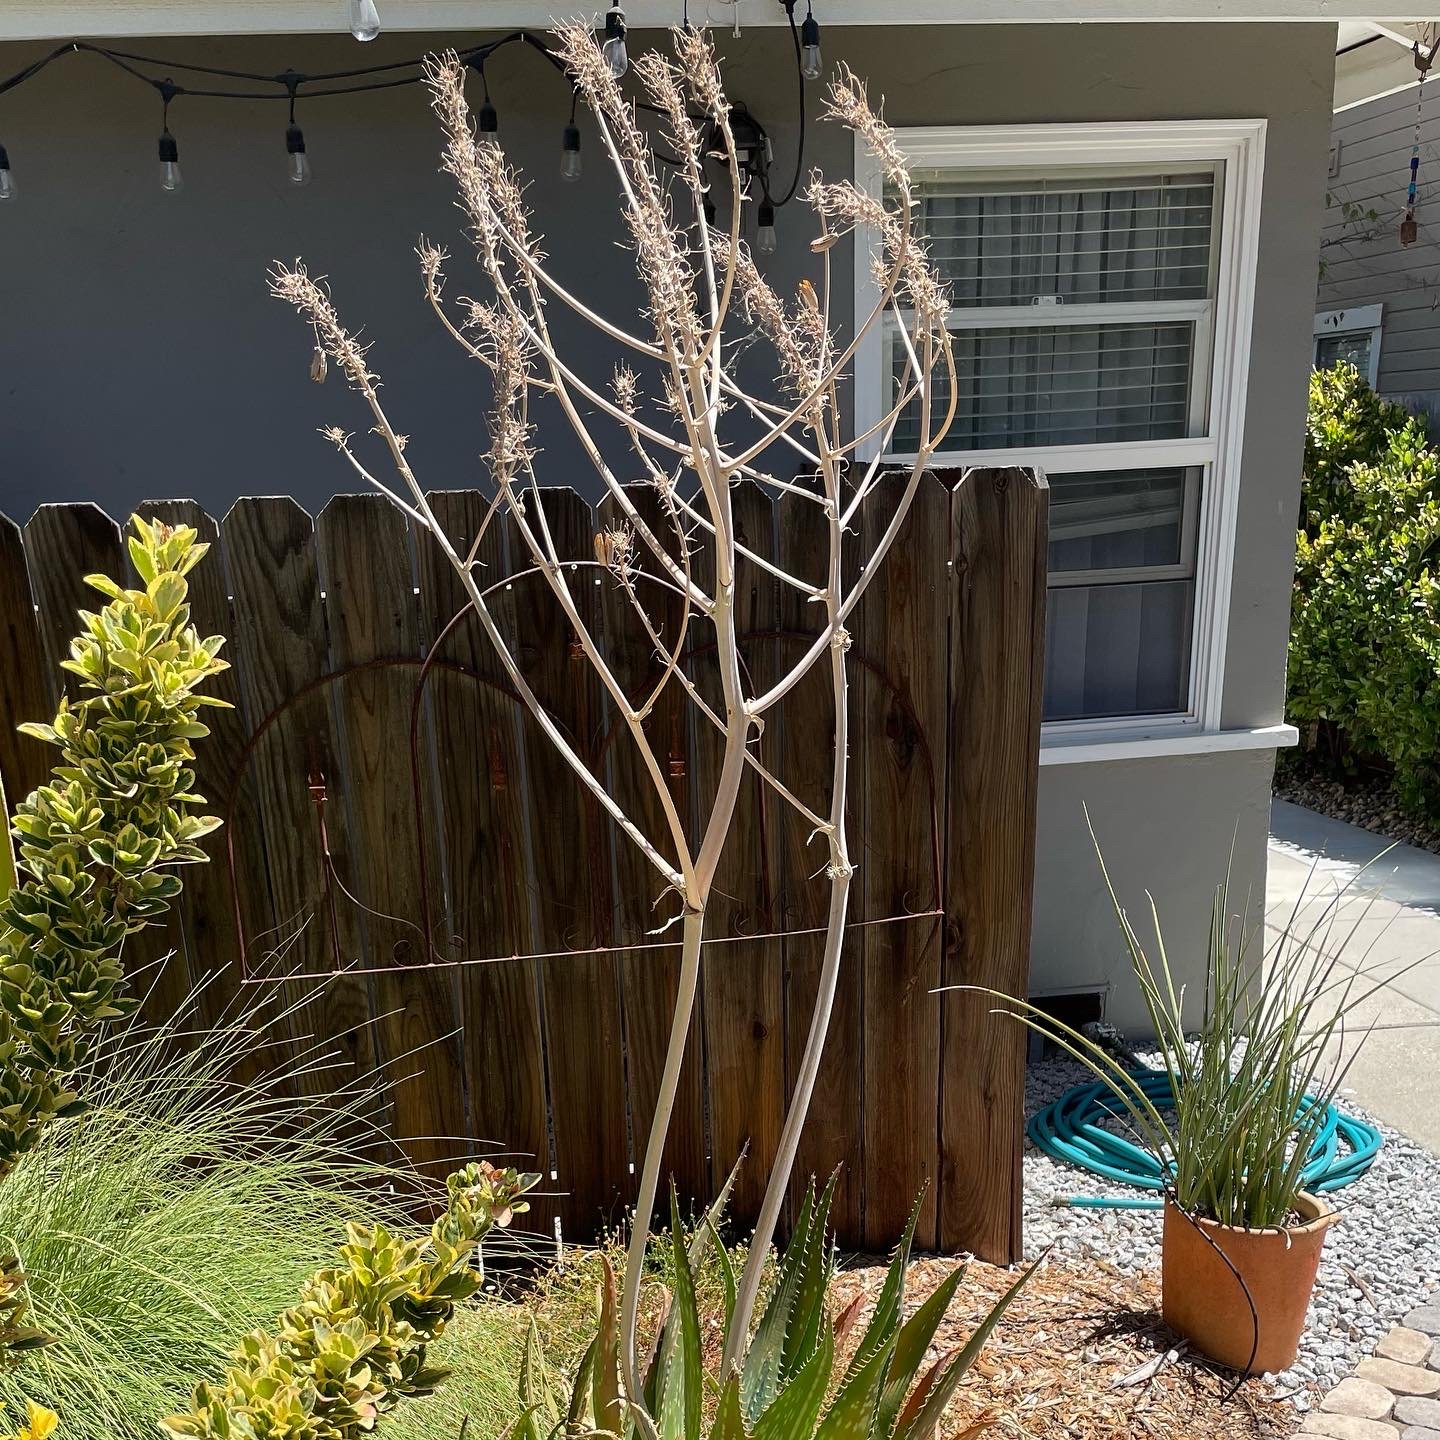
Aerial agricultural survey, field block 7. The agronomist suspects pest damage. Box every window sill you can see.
[1039,722,1299,766]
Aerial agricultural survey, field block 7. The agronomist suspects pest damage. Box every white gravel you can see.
[1020,1054,1440,1403]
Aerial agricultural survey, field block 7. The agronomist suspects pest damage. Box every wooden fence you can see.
[0,465,1046,1263]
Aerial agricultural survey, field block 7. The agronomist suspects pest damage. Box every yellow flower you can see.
[0,1401,59,1440]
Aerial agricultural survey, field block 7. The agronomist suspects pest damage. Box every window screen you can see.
[885,163,1223,724]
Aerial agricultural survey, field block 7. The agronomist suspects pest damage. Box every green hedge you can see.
[1288,363,1440,815]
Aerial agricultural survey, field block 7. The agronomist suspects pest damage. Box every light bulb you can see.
[561,122,582,182]
[158,132,183,193]
[348,0,381,41]
[602,4,628,79]
[800,12,822,80]
[0,146,14,202]
[756,200,777,255]
[286,124,312,186]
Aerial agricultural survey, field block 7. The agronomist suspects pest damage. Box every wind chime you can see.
[1402,26,1438,246]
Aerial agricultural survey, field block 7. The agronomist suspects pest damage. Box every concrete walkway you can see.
[1269,799,1440,1153]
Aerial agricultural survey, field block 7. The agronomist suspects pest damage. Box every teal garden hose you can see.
[1028,1068,1384,1210]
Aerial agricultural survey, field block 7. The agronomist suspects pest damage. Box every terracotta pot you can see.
[1161,1191,1338,1373]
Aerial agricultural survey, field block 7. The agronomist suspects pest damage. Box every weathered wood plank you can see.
[694,480,784,1220]
[136,500,256,1040]
[221,497,378,1094]
[599,483,706,1211]
[774,487,865,1245]
[859,472,948,1250]
[0,513,50,805]
[939,466,1047,1263]
[506,488,628,1236]
[27,504,189,1023]
[417,491,554,1214]
[317,493,467,1177]
[24,504,123,707]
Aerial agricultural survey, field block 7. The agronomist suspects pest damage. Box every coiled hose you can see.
[1028,1068,1383,1210]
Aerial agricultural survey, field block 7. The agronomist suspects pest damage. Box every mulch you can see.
[828,1252,1297,1440]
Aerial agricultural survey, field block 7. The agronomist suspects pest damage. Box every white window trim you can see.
[853,118,1268,756]
[1314,303,1383,387]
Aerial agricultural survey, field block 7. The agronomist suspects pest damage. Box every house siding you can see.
[0,21,1336,1033]
[1321,84,1440,415]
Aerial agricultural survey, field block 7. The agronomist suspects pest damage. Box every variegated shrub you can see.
[162,1161,541,1440]
[0,517,229,1373]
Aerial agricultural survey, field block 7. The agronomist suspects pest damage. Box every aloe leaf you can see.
[741,1183,816,1423]
[754,1327,834,1440]
[690,1149,746,1274]
[780,1171,837,1382]
[709,1373,749,1440]
[814,1329,895,1440]
[569,1333,600,1430]
[895,1254,1043,1440]
[656,1186,704,1440]
[876,1265,966,1437]
[706,1216,738,1331]
[844,1187,923,1384]
[642,1283,673,1417]
[593,1255,623,1439]
[832,1293,865,1349]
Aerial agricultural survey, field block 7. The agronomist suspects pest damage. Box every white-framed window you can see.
[1314,304,1382,388]
[854,120,1266,750]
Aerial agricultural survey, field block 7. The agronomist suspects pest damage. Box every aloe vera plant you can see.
[519,1179,1040,1440]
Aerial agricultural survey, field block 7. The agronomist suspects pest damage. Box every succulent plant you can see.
[520,1176,1040,1440]
[161,1161,542,1440]
[0,516,229,1179]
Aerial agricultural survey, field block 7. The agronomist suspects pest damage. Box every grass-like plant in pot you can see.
[964,837,1395,1375]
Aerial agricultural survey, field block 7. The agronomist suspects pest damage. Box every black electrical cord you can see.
[771,1,808,207]
[0,22,808,190]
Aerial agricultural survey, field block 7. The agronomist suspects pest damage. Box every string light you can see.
[286,124,312,185]
[348,0,381,43]
[800,4,823,81]
[283,75,312,185]
[156,80,182,192]
[0,17,818,213]
[478,83,499,139]
[602,4,629,80]
[756,196,777,254]
[561,94,582,182]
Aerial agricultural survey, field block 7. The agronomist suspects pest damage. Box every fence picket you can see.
[0,514,50,805]
[508,488,629,1233]
[695,479,784,1220]
[137,500,256,1039]
[221,497,378,1093]
[599,482,707,1208]
[27,504,190,1022]
[940,466,1048,1264]
[417,492,554,1214]
[774,488,865,1244]
[316,494,467,1176]
[859,472,949,1250]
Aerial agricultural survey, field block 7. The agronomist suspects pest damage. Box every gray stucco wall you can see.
[0,21,1335,1032]
[1321,85,1440,423]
